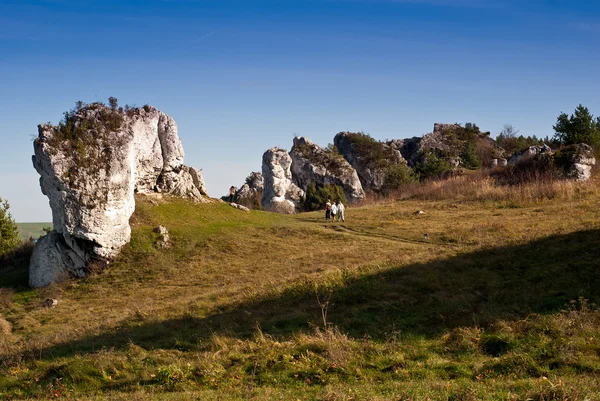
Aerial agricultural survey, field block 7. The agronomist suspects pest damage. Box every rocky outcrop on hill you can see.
[560,144,596,181]
[30,103,208,287]
[334,132,406,192]
[261,147,304,213]
[290,137,365,201]
[504,143,596,181]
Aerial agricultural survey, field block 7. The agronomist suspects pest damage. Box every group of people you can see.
[325,199,345,222]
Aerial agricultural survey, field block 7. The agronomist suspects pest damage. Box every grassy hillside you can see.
[16,223,52,240]
[2,179,600,400]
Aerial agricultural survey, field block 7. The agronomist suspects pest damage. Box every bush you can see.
[0,197,21,258]
[415,151,451,180]
[303,184,346,211]
[491,154,560,185]
[341,132,401,170]
[381,164,417,194]
[461,142,481,170]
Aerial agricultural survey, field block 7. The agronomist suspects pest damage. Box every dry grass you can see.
[373,171,600,205]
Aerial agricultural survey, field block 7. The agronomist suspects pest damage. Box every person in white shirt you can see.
[336,200,345,222]
[331,201,338,221]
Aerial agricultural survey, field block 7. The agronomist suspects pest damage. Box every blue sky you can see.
[1,0,599,221]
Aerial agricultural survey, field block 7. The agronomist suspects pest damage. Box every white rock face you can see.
[30,104,208,287]
[261,147,304,213]
[290,137,364,201]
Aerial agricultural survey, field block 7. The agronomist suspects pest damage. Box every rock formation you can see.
[234,172,264,204]
[505,143,596,181]
[290,137,365,201]
[30,103,208,287]
[334,132,406,192]
[508,145,553,166]
[261,147,304,213]
[560,144,596,181]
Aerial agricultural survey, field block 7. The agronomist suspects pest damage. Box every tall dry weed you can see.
[381,172,599,205]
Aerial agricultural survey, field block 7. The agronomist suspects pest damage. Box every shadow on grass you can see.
[17,229,600,359]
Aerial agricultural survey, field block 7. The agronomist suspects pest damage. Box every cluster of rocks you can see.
[258,124,596,213]
[507,143,596,181]
[259,124,499,213]
[30,104,208,287]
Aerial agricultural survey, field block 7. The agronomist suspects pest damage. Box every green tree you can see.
[382,164,417,194]
[303,184,346,211]
[461,142,482,170]
[415,151,450,180]
[553,104,600,149]
[0,197,21,258]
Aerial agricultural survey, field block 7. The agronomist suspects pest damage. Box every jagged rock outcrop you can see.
[30,103,208,287]
[334,132,407,192]
[235,172,264,202]
[290,137,365,201]
[261,147,304,213]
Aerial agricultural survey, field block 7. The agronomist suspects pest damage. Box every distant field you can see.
[16,222,51,239]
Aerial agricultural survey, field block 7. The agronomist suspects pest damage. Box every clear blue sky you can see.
[1,0,599,222]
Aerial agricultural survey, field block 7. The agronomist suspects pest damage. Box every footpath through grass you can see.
[2,185,600,400]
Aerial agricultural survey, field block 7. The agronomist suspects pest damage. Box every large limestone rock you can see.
[261,147,304,213]
[334,132,406,192]
[290,137,364,202]
[30,103,208,287]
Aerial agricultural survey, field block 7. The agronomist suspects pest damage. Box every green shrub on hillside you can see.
[461,142,482,170]
[303,184,346,211]
[381,164,417,194]
[415,150,451,180]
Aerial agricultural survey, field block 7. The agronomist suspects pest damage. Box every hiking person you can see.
[331,201,338,221]
[336,200,345,222]
[325,199,332,220]
[229,186,236,202]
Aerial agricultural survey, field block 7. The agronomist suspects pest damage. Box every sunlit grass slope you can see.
[2,182,600,400]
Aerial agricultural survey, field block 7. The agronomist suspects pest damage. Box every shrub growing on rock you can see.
[303,184,346,211]
[415,150,451,180]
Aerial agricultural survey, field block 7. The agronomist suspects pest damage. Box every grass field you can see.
[2,177,600,400]
[16,223,52,240]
